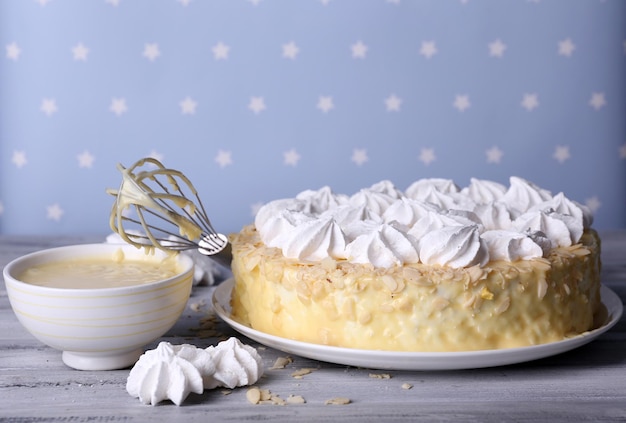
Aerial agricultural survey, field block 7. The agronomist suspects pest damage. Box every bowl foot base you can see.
[62,349,143,371]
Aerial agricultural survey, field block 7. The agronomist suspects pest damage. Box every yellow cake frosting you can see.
[229,177,602,352]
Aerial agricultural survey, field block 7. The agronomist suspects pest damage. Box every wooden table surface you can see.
[1,233,625,422]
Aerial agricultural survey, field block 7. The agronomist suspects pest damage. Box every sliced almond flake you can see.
[291,368,317,378]
[325,397,351,405]
[189,299,206,312]
[286,395,306,404]
[563,284,571,295]
[369,373,392,379]
[572,247,591,256]
[532,258,552,272]
[462,292,478,309]
[401,383,413,390]
[246,387,262,405]
[271,396,287,406]
[432,296,450,311]
[494,296,511,315]
[270,356,293,370]
[259,389,273,402]
[537,278,548,300]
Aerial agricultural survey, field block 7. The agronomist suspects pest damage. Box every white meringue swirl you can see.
[461,178,507,204]
[382,197,439,226]
[502,176,553,217]
[252,176,593,269]
[419,225,489,268]
[279,215,347,261]
[472,202,513,231]
[345,221,419,268]
[405,178,460,198]
[512,210,576,248]
[480,230,544,261]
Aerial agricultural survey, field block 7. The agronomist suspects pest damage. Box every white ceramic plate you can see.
[212,279,623,370]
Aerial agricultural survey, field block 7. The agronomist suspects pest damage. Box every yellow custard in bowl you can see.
[18,252,183,289]
[3,243,194,370]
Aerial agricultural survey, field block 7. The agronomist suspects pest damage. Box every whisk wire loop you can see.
[107,157,229,261]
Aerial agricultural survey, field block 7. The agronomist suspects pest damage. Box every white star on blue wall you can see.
[0,0,624,235]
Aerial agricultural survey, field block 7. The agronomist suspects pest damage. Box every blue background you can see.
[1,0,625,236]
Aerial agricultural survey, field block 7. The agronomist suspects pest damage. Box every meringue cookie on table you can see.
[126,342,212,406]
[126,338,264,406]
[204,337,264,390]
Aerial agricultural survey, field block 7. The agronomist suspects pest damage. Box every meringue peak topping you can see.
[254,176,592,269]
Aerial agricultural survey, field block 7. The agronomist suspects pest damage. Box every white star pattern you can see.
[453,95,470,112]
[180,97,197,114]
[558,38,576,57]
[585,196,601,214]
[317,96,334,113]
[12,150,27,168]
[553,145,571,163]
[212,42,230,60]
[351,149,368,166]
[351,41,368,59]
[419,148,436,165]
[589,92,606,110]
[282,41,299,59]
[488,39,507,57]
[110,98,128,116]
[77,150,95,168]
[283,149,301,166]
[420,41,437,59]
[143,43,161,61]
[72,43,89,61]
[46,203,64,222]
[6,42,21,60]
[215,150,233,168]
[485,146,503,164]
[521,93,539,111]
[0,2,623,235]
[41,98,58,116]
[248,97,266,114]
[385,94,402,112]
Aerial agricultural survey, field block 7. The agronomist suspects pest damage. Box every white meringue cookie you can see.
[204,338,264,390]
[126,342,210,406]
[127,338,263,406]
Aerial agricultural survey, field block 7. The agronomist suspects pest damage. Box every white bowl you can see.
[3,243,194,371]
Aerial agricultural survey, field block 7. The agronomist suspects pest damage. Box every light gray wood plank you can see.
[1,233,625,422]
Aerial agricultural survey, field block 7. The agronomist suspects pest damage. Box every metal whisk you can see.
[106,157,231,267]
